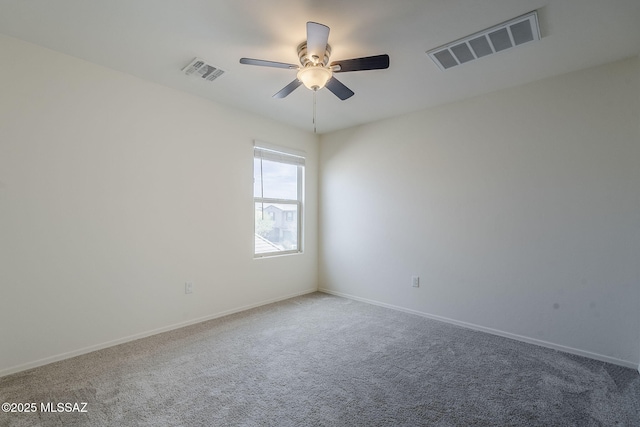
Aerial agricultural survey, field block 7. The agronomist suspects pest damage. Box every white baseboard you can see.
[0,288,317,378]
[319,288,638,370]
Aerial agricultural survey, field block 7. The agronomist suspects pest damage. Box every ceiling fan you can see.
[240,21,389,101]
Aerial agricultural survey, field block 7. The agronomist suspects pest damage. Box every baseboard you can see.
[0,288,317,378]
[319,288,638,370]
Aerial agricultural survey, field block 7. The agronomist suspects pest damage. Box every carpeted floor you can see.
[1,292,639,426]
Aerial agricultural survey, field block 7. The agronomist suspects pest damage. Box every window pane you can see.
[253,158,298,200]
[255,202,298,254]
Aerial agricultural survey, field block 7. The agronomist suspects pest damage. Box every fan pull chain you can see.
[313,90,317,134]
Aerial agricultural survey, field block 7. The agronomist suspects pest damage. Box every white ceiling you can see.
[1,0,639,134]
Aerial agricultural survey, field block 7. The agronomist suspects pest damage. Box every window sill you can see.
[254,250,303,259]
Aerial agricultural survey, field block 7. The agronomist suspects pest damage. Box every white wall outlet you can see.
[185,282,193,294]
[411,276,420,288]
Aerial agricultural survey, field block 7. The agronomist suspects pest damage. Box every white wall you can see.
[0,35,318,376]
[319,57,640,367]
[1,33,637,376]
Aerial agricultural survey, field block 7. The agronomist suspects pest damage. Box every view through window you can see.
[254,145,304,257]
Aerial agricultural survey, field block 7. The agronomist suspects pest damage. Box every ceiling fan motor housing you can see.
[298,42,331,67]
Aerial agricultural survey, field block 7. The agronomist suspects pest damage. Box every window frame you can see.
[253,143,305,258]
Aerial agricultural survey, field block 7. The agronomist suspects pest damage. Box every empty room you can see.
[1,0,639,425]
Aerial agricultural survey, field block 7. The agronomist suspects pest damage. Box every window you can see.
[254,143,304,257]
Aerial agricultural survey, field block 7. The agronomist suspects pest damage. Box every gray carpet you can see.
[1,292,639,426]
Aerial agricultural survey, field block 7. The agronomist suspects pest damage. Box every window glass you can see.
[253,159,298,200]
[255,203,298,254]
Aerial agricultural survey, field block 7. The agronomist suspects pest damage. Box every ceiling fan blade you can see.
[306,22,330,61]
[325,77,354,100]
[273,79,303,99]
[331,54,390,72]
[240,58,298,69]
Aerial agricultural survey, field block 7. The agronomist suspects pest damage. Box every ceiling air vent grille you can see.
[427,11,540,71]
[182,57,225,82]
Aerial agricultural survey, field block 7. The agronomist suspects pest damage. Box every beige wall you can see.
[319,56,640,367]
[0,35,319,375]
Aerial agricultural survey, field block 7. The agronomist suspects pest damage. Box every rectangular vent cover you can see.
[427,11,540,71]
[182,57,225,81]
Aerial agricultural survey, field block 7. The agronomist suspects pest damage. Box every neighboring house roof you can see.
[255,233,282,254]
[262,204,296,212]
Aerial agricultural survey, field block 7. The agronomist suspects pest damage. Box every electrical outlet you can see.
[185,282,193,294]
[411,276,420,288]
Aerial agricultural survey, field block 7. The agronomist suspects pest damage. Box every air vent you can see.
[427,11,540,71]
[182,57,225,82]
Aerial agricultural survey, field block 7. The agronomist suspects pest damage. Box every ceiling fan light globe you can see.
[297,66,332,91]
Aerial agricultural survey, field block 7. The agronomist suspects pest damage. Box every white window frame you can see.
[254,142,305,258]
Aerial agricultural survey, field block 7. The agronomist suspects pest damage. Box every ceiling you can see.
[1,0,639,134]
